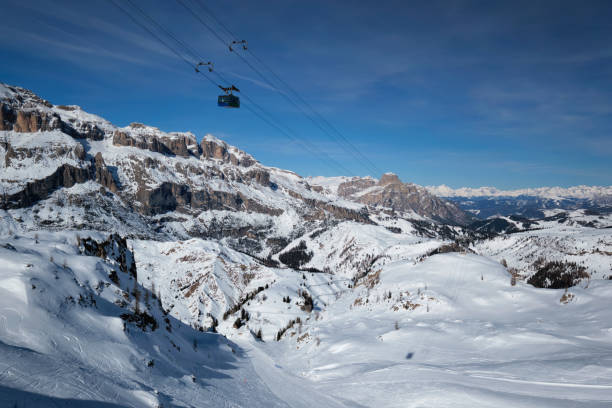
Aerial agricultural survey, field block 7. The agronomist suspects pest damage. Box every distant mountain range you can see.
[426,185,612,218]
[427,184,612,199]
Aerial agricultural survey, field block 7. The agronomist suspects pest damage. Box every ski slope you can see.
[1,228,612,406]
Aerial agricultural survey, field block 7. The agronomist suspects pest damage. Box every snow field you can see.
[1,226,612,406]
[266,253,612,407]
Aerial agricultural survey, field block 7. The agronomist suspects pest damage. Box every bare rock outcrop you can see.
[200,136,256,167]
[337,177,376,197]
[244,168,271,186]
[379,172,401,185]
[113,130,174,156]
[112,124,199,158]
[77,233,137,278]
[0,102,106,140]
[93,152,119,193]
[4,164,91,209]
[337,173,472,225]
[163,134,197,157]
[135,182,283,216]
[0,103,16,130]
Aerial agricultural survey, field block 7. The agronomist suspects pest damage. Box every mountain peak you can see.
[203,133,225,145]
[379,172,402,185]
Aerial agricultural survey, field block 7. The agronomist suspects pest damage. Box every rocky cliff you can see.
[311,173,472,225]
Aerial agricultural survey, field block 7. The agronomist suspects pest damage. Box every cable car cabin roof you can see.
[218,94,240,108]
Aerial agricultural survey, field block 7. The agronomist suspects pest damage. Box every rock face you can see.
[93,152,119,193]
[4,164,91,209]
[78,233,137,278]
[379,173,401,185]
[112,130,173,156]
[112,124,199,158]
[0,100,106,140]
[244,168,270,186]
[133,182,284,216]
[337,177,376,197]
[335,173,472,225]
[200,135,256,167]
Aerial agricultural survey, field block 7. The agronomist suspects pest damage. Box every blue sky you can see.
[1,0,611,188]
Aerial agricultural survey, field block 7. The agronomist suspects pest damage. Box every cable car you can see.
[218,85,240,108]
[229,40,248,52]
[195,61,213,73]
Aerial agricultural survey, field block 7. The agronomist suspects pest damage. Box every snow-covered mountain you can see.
[2,83,612,407]
[0,83,470,254]
[309,173,473,225]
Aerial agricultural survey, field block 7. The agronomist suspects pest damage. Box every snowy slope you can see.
[473,211,612,280]
[127,226,612,407]
[0,232,352,408]
[4,231,611,406]
[276,221,440,278]
[263,253,612,407]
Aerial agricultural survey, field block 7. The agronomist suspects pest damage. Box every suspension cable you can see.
[108,0,196,71]
[124,0,202,64]
[109,0,351,175]
[208,70,353,175]
[175,0,370,175]
[187,0,382,176]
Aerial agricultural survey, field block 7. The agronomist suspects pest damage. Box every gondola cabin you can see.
[218,94,240,108]
[218,85,240,108]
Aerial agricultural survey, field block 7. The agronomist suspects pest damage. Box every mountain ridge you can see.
[0,82,471,255]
